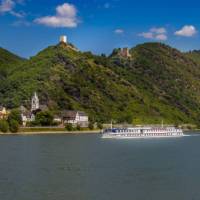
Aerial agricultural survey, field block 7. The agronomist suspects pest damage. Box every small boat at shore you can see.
[102,126,184,139]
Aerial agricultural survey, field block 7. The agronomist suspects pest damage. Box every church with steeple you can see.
[20,92,48,126]
[31,92,40,112]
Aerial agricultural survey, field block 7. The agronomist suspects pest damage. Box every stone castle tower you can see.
[120,48,131,58]
[60,35,67,44]
[31,92,39,111]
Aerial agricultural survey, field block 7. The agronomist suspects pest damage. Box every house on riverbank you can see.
[61,111,89,127]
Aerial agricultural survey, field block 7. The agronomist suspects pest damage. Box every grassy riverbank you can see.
[0,127,101,135]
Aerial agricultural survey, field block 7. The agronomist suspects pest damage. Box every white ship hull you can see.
[102,134,184,139]
[102,127,184,139]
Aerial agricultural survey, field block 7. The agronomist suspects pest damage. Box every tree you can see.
[118,114,133,124]
[76,124,81,131]
[9,120,19,133]
[35,111,54,126]
[65,123,73,131]
[0,120,9,133]
[8,109,22,125]
[97,122,103,130]
[88,122,94,130]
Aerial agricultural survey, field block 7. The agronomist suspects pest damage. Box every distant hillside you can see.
[185,50,200,64]
[0,47,23,63]
[1,43,200,125]
[109,43,200,124]
[0,47,25,79]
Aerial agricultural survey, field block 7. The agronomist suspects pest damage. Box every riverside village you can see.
[20,92,89,128]
[0,91,89,132]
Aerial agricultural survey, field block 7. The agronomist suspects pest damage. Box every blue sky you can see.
[0,0,200,58]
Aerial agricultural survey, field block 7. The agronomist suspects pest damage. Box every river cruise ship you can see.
[102,126,184,139]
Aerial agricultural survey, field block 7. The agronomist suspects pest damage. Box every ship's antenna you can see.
[111,119,113,129]
[162,120,164,128]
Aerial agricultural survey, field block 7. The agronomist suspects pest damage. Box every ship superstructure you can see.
[102,126,183,139]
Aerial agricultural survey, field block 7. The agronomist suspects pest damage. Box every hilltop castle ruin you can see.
[59,35,78,52]
[60,35,67,44]
[119,48,131,58]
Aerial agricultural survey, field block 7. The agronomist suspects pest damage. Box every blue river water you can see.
[0,132,200,200]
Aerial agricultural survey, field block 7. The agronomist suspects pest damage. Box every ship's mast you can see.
[111,120,113,129]
[161,120,164,128]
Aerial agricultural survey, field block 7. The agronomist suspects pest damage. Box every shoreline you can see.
[0,130,101,135]
[0,128,199,136]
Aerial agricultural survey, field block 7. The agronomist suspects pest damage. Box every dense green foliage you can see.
[0,120,9,133]
[0,109,21,133]
[65,123,73,131]
[89,122,94,130]
[185,50,200,64]
[9,120,19,133]
[8,109,22,125]
[35,111,54,126]
[97,122,103,129]
[1,42,200,125]
[0,47,24,67]
[0,47,25,88]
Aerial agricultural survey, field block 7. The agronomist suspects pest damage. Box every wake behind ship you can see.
[102,126,184,139]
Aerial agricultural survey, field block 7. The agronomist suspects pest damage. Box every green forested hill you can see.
[0,47,23,66]
[185,50,200,64]
[1,42,200,125]
[109,43,200,124]
[0,48,25,106]
[0,47,25,79]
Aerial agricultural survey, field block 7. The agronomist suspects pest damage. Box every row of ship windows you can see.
[117,130,140,133]
[116,133,183,136]
[116,130,180,133]
[144,129,179,132]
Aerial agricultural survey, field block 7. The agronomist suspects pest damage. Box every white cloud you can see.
[34,3,79,28]
[175,25,197,37]
[139,32,153,39]
[0,0,25,17]
[155,34,167,41]
[0,0,15,13]
[139,27,167,41]
[114,29,124,34]
[10,10,24,17]
[150,27,166,34]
